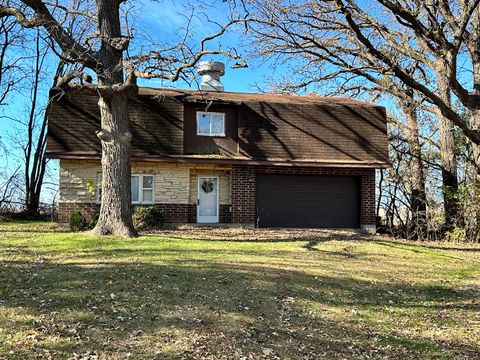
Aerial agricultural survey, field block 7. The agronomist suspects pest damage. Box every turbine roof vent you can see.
[197,61,225,92]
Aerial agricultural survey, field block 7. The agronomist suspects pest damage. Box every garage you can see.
[256,174,361,228]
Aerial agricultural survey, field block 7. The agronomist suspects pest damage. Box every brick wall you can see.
[58,203,232,225]
[231,165,256,224]
[219,205,233,223]
[231,164,376,227]
[58,202,99,224]
[157,204,231,223]
[360,170,376,226]
[153,203,195,223]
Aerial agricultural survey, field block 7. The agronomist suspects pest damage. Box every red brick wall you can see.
[58,203,232,225]
[231,165,256,224]
[219,205,233,223]
[360,170,376,226]
[154,204,195,223]
[231,165,376,226]
[58,203,99,224]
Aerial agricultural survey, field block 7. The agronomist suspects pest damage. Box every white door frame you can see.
[197,176,220,223]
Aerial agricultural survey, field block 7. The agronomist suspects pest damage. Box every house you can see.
[46,61,389,232]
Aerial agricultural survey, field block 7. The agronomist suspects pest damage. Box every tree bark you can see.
[466,61,480,241]
[400,99,427,237]
[434,57,461,230]
[91,0,137,237]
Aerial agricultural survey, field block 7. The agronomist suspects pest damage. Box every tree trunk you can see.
[436,110,461,229]
[401,100,427,238]
[91,0,137,237]
[461,5,480,242]
[435,57,461,230]
[22,30,48,219]
[93,93,136,237]
[466,72,480,241]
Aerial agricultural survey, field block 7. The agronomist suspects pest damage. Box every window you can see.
[132,175,154,203]
[96,173,102,202]
[96,173,154,204]
[196,111,225,136]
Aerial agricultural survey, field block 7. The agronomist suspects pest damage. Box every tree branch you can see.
[0,0,98,68]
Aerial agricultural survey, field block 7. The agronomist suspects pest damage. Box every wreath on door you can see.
[201,179,215,193]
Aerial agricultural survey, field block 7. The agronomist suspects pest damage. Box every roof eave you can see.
[46,152,391,169]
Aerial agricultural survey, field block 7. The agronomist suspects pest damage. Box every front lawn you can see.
[0,222,479,359]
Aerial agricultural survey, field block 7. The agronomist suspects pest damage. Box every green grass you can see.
[1,222,479,359]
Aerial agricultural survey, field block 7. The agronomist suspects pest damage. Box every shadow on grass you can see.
[371,239,480,258]
[1,252,479,359]
[146,229,373,244]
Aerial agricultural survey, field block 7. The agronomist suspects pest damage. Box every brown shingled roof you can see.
[137,87,380,106]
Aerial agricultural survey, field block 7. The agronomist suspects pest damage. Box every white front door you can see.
[197,176,219,223]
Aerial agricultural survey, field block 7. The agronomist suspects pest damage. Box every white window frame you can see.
[96,173,155,204]
[196,111,226,137]
[96,172,102,203]
[131,174,155,204]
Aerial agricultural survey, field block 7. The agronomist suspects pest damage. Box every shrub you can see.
[132,206,164,231]
[69,211,87,231]
[445,227,466,243]
[87,209,99,230]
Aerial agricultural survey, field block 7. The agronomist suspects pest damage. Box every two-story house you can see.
[46,61,389,232]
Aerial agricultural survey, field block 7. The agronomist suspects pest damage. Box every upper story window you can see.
[197,111,225,136]
[97,173,154,204]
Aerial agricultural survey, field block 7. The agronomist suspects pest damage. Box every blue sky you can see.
[131,0,274,92]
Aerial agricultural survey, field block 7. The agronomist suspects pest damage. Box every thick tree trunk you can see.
[463,7,480,241]
[466,99,480,242]
[401,100,427,237]
[93,93,136,237]
[25,191,40,215]
[435,57,461,230]
[436,110,461,229]
[91,0,137,237]
[473,113,480,175]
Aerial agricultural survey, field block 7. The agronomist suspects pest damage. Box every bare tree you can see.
[22,29,46,217]
[1,1,92,217]
[246,0,480,232]
[0,17,24,107]
[247,0,480,148]
[251,0,480,144]
[0,166,22,213]
[0,0,245,236]
[397,94,427,236]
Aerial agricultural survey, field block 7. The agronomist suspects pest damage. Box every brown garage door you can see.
[256,174,361,228]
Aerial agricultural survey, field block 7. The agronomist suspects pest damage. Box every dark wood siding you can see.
[256,174,361,228]
[129,95,184,155]
[238,102,388,163]
[183,103,238,155]
[46,92,184,157]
